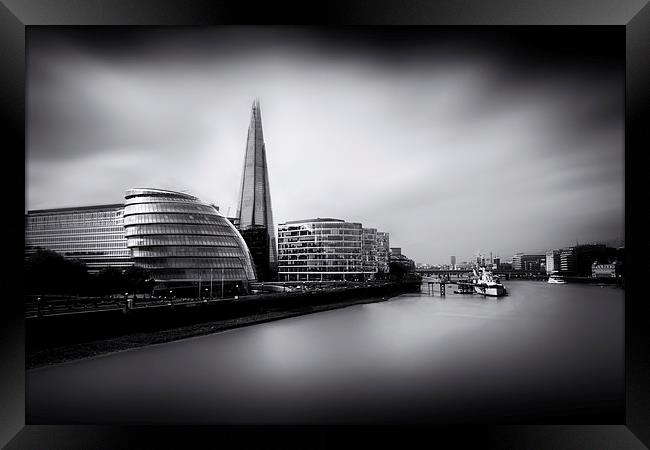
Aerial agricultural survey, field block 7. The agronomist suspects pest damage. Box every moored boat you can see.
[547,272,566,284]
[472,267,507,297]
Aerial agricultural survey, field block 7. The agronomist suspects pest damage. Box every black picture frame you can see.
[1,1,648,448]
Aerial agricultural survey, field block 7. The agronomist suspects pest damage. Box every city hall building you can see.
[25,188,257,295]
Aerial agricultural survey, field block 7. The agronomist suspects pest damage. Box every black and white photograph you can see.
[22,25,628,426]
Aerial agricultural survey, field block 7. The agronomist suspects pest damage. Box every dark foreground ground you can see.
[27,283,417,369]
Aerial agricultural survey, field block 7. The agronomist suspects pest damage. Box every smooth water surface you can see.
[27,281,624,423]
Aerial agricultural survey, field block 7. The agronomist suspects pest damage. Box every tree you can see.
[25,249,89,295]
[123,266,154,295]
[94,267,124,297]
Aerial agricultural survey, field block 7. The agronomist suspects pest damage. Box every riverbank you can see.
[26,288,411,370]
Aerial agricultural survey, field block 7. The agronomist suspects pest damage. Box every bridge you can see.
[417,268,546,280]
[416,268,473,277]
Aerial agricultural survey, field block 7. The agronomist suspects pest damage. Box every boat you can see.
[472,267,507,297]
[547,272,566,284]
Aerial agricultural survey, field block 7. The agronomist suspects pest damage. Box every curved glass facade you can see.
[124,188,257,293]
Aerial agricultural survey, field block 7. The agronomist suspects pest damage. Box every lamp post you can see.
[210,267,213,299]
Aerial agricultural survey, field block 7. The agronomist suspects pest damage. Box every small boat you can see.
[472,267,507,297]
[547,272,566,284]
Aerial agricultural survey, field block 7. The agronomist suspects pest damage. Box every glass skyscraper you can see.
[236,99,278,281]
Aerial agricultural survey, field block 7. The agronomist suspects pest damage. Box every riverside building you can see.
[25,188,257,296]
[362,227,378,276]
[25,204,132,273]
[277,218,364,282]
[376,231,390,273]
[235,99,278,281]
[123,188,257,295]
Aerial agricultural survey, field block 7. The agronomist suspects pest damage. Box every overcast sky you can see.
[26,27,624,264]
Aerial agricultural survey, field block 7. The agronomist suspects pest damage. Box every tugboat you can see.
[472,267,507,297]
[547,271,566,284]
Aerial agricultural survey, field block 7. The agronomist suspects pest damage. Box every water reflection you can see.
[27,281,624,424]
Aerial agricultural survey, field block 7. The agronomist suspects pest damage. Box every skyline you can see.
[26,27,624,264]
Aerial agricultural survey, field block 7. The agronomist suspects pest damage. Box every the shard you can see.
[236,99,278,280]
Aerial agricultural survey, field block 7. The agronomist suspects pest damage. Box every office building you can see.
[376,231,390,273]
[546,250,561,274]
[389,248,416,274]
[451,255,456,269]
[512,253,545,272]
[560,247,577,273]
[236,99,277,280]
[25,204,132,273]
[277,218,363,282]
[575,244,617,277]
[362,227,378,275]
[592,262,616,278]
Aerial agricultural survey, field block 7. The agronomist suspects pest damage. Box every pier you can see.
[425,278,476,296]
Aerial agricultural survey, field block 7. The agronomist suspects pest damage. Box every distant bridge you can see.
[416,268,473,276]
[416,268,542,280]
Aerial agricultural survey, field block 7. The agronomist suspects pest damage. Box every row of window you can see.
[27,242,128,250]
[280,223,361,230]
[124,203,217,216]
[125,224,234,237]
[25,238,126,250]
[135,257,247,270]
[279,245,361,251]
[153,268,253,281]
[125,196,202,205]
[123,213,226,226]
[26,219,123,229]
[127,235,240,248]
[131,246,247,259]
[26,227,125,235]
[279,254,363,260]
[278,231,362,238]
[27,211,122,222]
[278,268,371,273]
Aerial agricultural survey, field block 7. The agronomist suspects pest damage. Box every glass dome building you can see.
[123,188,257,296]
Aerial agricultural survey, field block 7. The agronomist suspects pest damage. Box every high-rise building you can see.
[277,218,363,282]
[560,247,577,273]
[451,255,456,269]
[546,250,561,274]
[236,99,277,281]
[376,231,390,273]
[361,227,378,275]
[25,204,132,273]
[512,252,523,270]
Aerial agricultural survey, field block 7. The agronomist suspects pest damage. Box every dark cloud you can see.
[26,27,624,263]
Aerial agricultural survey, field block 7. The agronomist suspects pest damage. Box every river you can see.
[27,280,624,424]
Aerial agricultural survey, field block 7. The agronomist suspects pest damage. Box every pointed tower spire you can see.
[235,100,278,280]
